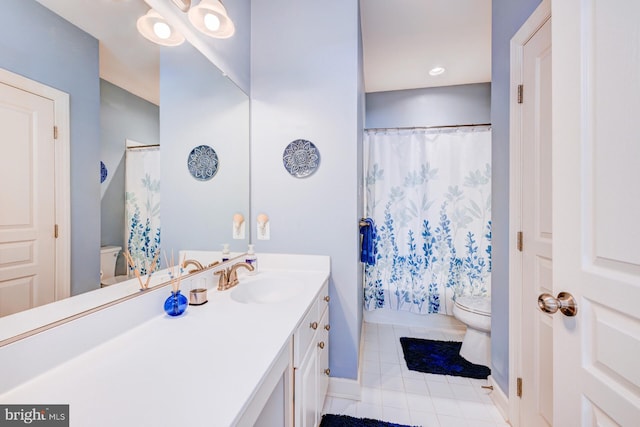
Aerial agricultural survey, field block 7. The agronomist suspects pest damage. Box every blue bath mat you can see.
[400,337,491,379]
[320,414,417,427]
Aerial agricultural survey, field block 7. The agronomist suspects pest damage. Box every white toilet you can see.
[453,295,491,367]
[100,246,129,287]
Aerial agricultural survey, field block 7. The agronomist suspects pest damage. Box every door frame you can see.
[508,1,551,425]
[0,67,71,300]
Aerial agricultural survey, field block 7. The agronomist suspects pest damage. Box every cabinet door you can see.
[294,347,317,427]
[316,310,330,414]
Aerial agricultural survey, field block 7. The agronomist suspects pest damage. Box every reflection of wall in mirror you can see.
[100,80,160,276]
[160,42,250,255]
[0,0,253,349]
[0,0,100,295]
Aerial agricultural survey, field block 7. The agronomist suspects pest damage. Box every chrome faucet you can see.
[182,259,204,273]
[215,262,254,290]
[182,259,221,274]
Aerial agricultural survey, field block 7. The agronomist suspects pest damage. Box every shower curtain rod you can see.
[365,123,491,132]
[126,144,160,150]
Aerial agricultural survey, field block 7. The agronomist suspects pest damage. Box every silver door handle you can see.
[537,292,578,317]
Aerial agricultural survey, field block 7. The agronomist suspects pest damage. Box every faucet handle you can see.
[215,268,229,291]
[214,262,253,291]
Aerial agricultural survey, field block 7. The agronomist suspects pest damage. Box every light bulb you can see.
[429,67,446,76]
[153,22,171,40]
[204,13,221,31]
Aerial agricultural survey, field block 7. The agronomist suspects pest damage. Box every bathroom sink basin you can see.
[230,277,304,304]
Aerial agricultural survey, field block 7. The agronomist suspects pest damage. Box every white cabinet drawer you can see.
[317,281,330,319]
[294,303,320,367]
[294,280,329,367]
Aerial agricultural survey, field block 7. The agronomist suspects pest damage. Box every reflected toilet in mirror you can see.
[99,246,129,287]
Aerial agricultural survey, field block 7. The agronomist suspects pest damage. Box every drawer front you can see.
[317,280,330,319]
[294,280,330,367]
[294,302,319,367]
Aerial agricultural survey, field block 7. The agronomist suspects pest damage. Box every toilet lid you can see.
[455,295,491,316]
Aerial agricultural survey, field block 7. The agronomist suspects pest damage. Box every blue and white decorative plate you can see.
[188,145,219,181]
[100,161,108,183]
[282,139,320,178]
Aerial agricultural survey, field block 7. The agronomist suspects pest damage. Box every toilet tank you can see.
[100,246,122,280]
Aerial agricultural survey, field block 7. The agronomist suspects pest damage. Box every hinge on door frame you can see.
[517,231,523,252]
[517,377,523,398]
[53,126,58,140]
[517,84,524,104]
[54,224,59,238]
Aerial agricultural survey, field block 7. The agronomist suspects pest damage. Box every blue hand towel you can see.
[360,218,377,265]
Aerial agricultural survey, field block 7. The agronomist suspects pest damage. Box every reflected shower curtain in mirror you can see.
[125,146,160,275]
[363,127,492,315]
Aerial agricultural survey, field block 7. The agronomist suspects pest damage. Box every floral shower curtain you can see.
[363,127,492,315]
[125,146,161,275]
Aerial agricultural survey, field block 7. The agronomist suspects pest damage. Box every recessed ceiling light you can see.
[429,67,446,76]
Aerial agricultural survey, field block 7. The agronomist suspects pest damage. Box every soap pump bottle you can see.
[221,243,230,262]
[245,244,257,275]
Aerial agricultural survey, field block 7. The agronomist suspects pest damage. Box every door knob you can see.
[537,292,578,317]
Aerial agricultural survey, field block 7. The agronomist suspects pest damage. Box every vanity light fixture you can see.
[137,9,185,46]
[171,0,192,12]
[429,66,446,76]
[188,0,236,39]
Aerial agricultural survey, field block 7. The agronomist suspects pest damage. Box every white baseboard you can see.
[364,309,465,332]
[327,376,361,401]
[488,375,509,423]
[327,322,365,401]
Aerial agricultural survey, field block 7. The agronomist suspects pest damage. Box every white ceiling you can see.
[360,0,492,93]
[34,0,492,102]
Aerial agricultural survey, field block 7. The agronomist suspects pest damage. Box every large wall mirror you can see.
[0,0,249,342]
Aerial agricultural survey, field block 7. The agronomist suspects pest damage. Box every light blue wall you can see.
[0,0,100,295]
[100,79,159,275]
[251,0,363,379]
[491,0,542,394]
[160,43,250,256]
[365,83,491,129]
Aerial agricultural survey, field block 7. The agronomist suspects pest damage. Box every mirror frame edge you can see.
[0,254,247,348]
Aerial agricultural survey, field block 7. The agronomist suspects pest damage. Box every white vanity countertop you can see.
[0,266,329,426]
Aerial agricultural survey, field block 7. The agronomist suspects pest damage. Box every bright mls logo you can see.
[0,405,68,426]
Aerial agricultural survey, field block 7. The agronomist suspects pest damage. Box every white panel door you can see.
[521,16,553,427]
[0,82,56,317]
[553,1,640,425]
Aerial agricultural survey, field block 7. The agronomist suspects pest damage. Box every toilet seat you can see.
[453,295,491,334]
[454,295,491,316]
[101,275,130,287]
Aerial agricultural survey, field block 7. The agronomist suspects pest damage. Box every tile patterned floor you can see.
[322,322,511,427]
